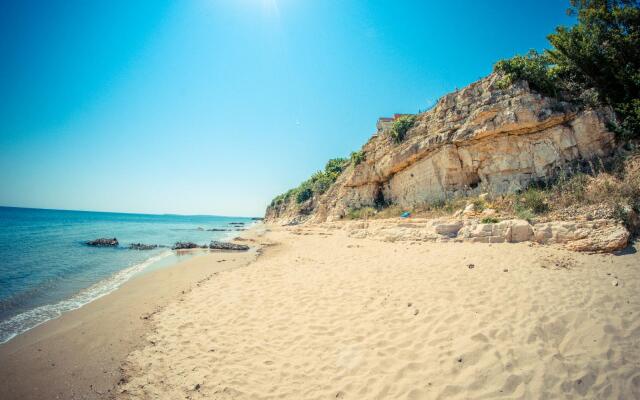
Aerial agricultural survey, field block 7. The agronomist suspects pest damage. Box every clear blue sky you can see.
[0,0,574,217]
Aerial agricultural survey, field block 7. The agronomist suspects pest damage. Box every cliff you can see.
[266,73,616,224]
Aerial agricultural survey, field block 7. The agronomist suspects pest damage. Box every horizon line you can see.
[0,204,261,219]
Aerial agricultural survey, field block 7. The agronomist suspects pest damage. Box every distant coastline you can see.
[0,205,262,220]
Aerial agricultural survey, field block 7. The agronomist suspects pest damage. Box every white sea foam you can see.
[219,220,259,242]
[0,250,173,344]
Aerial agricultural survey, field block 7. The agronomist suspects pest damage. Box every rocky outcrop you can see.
[172,242,206,250]
[129,243,158,250]
[532,221,630,252]
[209,241,250,251]
[338,218,629,253]
[266,73,616,224]
[86,238,118,247]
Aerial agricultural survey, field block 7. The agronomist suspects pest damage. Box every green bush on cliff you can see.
[296,184,313,203]
[270,157,350,206]
[612,99,640,140]
[323,157,348,181]
[270,188,296,207]
[350,150,365,165]
[493,0,640,139]
[390,115,416,143]
[519,187,550,214]
[494,50,558,96]
[309,170,334,194]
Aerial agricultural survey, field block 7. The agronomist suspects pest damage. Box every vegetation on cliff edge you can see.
[270,0,640,220]
[390,115,417,143]
[494,0,640,139]
[270,157,350,207]
[350,150,366,165]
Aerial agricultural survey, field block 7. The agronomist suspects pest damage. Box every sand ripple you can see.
[119,228,640,399]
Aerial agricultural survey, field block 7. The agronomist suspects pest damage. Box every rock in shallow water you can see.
[129,243,158,250]
[86,238,118,247]
[209,241,249,251]
[172,242,206,250]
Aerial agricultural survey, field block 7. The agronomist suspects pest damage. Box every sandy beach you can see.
[4,1,639,398]
[117,224,639,400]
[1,223,639,399]
[0,246,260,400]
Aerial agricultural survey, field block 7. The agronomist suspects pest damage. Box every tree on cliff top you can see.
[495,0,639,139]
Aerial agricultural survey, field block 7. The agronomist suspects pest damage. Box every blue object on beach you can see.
[401,211,411,218]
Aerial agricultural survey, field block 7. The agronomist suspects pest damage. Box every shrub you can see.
[611,99,640,141]
[390,115,416,143]
[472,198,487,212]
[494,1,640,140]
[481,216,500,224]
[324,158,348,179]
[350,150,365,165]
[494,50,558,97]
[310,171,333,194]
[552,172,589,207]
[347,207,377,220]
[270,189,296,207]
[430,198,446,209]
[515,205,536,222]
[270,156,350,206]
[612,203,635,229]
[295,181,313,203]
[520,187,549,214]
[409,197,467,216]
[427,197,466,214]
[498,150,640,227]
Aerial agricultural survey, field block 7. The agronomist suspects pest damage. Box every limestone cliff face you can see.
[266,74,616,224]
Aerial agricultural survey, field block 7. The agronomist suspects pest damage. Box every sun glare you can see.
[260,0,280,17]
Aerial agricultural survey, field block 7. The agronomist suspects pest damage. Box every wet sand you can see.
[0,246,261,400]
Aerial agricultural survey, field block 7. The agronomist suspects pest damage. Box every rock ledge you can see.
[209,241,250,251]
[334,217,629,253]
[86,238,118,247]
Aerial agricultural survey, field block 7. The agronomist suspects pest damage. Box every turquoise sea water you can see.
[0,206,255,343]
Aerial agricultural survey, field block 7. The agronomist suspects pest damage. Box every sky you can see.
[0,0,575,217]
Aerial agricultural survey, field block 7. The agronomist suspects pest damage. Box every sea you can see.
[0,206,256,344]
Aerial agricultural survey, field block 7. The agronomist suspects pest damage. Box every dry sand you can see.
[0,248,259,400]
[118,225,640,399]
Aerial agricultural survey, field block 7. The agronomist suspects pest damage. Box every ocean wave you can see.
[0,250,173,344]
